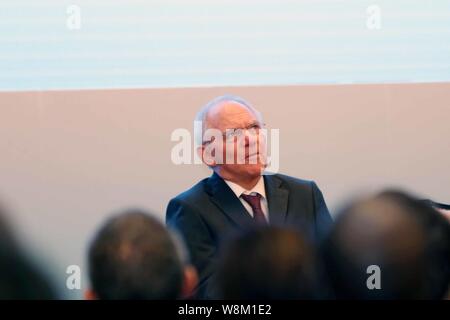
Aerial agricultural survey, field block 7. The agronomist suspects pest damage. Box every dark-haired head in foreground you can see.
[0,204,56,299]
[217,227,319,299]
[87,210,197,300]
[321,190,450,299]
[381,192,450,299]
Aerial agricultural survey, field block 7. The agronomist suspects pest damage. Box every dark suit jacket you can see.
[166,172,333,299]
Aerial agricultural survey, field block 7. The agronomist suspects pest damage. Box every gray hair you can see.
[194,94,264,145]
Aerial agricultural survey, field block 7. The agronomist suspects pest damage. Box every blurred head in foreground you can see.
[321,190,450,299]
[217,227,318,299]
[384,193,450,299]
[0,203,56,299]
[87,209,197,300]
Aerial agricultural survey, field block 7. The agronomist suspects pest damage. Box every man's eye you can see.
[226,130,237,138]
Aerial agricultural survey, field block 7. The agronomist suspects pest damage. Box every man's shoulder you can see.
[268,172,315,190]
[169,176,211,205]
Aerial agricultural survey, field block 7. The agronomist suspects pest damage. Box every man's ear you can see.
[181,265,198,299]
[197,145,216,167]
[84,289,98,300]
[196,146,205,164]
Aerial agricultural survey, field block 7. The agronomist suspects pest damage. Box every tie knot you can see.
[241,193,262,210]
[240,193,267,224]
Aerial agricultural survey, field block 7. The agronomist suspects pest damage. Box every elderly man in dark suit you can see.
[166,95,333,299]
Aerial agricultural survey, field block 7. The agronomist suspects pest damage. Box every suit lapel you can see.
[205,172,290,227]
[206,172,254,228]
[264,174,289,225]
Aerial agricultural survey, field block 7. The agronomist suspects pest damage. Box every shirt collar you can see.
[224,176,266,200]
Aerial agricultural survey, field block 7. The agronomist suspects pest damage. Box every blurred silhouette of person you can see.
[321,192,430,299]
[381,192,450,299]
[0,203,56,300]
[86,209,197,300]
[216,226,319,300]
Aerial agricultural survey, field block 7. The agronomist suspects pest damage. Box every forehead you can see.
[206,101,258,129]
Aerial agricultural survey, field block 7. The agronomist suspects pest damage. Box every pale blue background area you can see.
[1,0,449,91]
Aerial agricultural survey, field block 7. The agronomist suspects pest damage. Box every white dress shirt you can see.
[224,176,269,222]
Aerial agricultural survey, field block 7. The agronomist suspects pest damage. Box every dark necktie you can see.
[240,193,268,225]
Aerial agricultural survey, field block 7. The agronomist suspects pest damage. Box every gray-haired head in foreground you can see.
[194,94,264,146]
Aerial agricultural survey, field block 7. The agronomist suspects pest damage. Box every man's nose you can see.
[244,132,260,147]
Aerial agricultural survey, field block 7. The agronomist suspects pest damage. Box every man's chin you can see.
[220,163,263,178]
[241,163,264,177]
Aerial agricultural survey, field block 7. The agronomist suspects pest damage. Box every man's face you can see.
[202,101,267,181]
